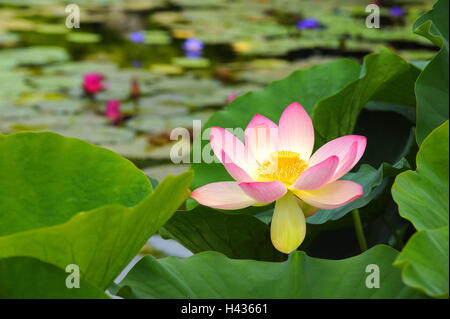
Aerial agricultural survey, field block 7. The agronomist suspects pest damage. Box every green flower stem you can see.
[352,209,368,252]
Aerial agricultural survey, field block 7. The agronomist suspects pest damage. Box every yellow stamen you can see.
[255,151,308,186]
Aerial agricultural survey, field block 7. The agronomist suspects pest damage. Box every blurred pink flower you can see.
[83,73,104,95]
[105,100,121,122]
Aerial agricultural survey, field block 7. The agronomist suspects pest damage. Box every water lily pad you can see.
[0,114,72,133]
[172,57,210,69]
[142,30,172,45]
[43,61,118,76]
[138,103,189,117]
[234,37,303,56]
[125,115,167,133]
[102,136,153,159]
[152,76,223,95]
[28,75,81,92]
[56,126,135,145]
[146,141,190,160]
[72,113,110,126]
[0,32,19,45]
[0,46,69,66]
[151,11,182,26]
[149,63,184,75]
[35,24,69,35]
[66,32,102,44]
[104,137,190,161]
[166,112,214,129]
[0,18,34,31]
[172,0,226,7]
[0,71,30,98]
[0,103,38,121]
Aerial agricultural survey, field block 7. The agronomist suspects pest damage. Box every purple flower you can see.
[132,60,142,68]
[389,6,405,18]
[129,32,144,43]
[296,18,320,30]
[183,38,204,53]
[185,51,202,59]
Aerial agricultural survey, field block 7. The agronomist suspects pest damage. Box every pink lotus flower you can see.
[83,73,104,95]
[105,100,121,122]
[191,102,366,254]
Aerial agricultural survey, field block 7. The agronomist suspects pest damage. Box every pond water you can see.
[0,0,436,257]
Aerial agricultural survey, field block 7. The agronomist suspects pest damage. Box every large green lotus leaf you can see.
[312,49,420,146]
[190,58,362,193]
[161,206,283,261]
[392,121,448,297]
[413,0,448,48]
[364,54,419,122]
[0,257,108,299]
[0,132,193,289]
[116,245,424,299]
[392,121,449,231]
[0,170,193,289]
[413,0,449,145]
[0,132,150,236]
[394,226,449,298]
